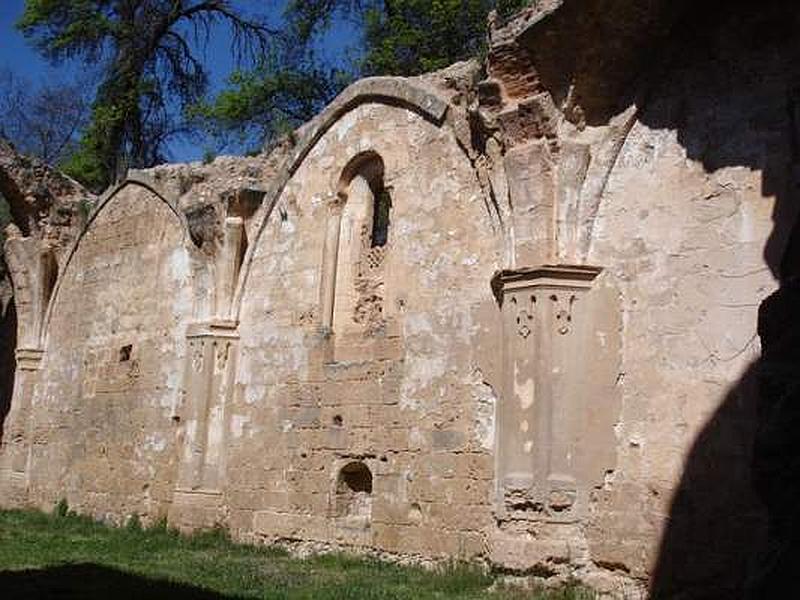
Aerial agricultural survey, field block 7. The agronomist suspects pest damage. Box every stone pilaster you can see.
[169,320,238,529]
[493,265,614,524]
[0,347,44,506]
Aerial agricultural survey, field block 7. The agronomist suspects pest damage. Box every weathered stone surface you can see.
[2,1,799,598]
[0,139,90,242]
[0,140,95,476]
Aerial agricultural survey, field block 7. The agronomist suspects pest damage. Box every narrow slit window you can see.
[370,188,391,248]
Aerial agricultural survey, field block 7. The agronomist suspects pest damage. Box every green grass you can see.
[0,508,595,599]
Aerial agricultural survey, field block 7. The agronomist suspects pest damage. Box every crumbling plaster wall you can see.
[484,3,800,598]
[1,80,508,555]
[588,122,774,577]
[587,6,797,596]
[474,1,793,595]
[23,183,195,519]
[1,1,796,596]
[0,141,95,505]
[222,101,504,555]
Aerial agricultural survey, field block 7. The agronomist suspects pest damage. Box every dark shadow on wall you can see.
[0,563,241,600]
[636,1,800,597]
[0,297,16,442]
[648,362,766,598]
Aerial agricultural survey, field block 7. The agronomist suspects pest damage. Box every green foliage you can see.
[18,0,115,61]
[60,134,111,192]
[284,0,529,76]
[360,0,529,76]
[17,0,272,190]
[77,197,94,225]
[430,560,494,594]
[0,508,597,599]
[16,0,532,176]
[192,49,351,152]
[204,0,529,144]
[201,148,217,165]
[125,514,143,532]
[149,515,171,534]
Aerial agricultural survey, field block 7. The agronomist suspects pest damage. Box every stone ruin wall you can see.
[0,138,91,429]
[1,1,797,597]
[26,184,192,518]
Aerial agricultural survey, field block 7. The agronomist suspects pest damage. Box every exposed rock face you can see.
[0,139,89,242]
[1,1,799,598]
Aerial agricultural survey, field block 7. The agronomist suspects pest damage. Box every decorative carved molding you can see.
[176,319,239,494]
[493,264,605,525]
[14,347,44,372]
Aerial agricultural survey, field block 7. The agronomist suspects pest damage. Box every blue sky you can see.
[0,1,62,79]
[0,1,359,162]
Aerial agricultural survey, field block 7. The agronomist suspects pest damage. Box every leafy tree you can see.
[286,0,528,75]
[190,47,351,153]
[17,0,275,191]
[361,0,529,75]
[201,0,529,145]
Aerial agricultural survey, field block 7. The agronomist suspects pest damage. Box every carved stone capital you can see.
[492,264,602,298]
[14,347,44,371]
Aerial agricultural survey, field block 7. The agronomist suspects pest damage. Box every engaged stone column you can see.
[215,217,244,319]
[494,265,616,524]
[0,347,44,505]
[320,199,344,333]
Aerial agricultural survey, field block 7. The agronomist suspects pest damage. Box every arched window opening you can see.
[337,152,390,252]
[322,151,393,337]
[334,461,373,526]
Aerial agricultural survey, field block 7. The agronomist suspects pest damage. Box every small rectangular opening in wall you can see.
[119,345,133,362]
[370,189,391,248]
